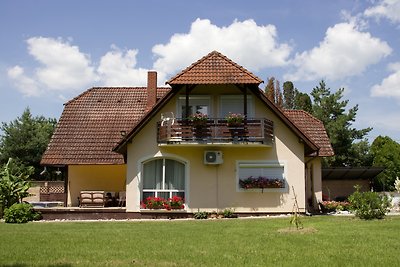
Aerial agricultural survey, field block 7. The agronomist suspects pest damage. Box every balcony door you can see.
[219,95,254,117]
[177,96,211,118]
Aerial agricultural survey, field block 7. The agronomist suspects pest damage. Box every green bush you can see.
[3,202,41,223]
[193,210,209,219]
[348,187,391,220]
[222,208,237,218]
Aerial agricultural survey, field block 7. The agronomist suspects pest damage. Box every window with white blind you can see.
[237,161,287,192]
[219,95,254,117]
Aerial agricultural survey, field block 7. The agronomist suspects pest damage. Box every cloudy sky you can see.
[1,0,399,142]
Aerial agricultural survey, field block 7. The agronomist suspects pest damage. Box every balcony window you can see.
[219,95,254,117]
[177,96,211,118]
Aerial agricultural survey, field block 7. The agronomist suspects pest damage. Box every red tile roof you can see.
[284,109,334,157]
[42,52,333,165]
[167,51,263,85]
[40,87,170,165]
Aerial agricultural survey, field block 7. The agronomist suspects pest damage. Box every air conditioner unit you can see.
[204,151,223,165]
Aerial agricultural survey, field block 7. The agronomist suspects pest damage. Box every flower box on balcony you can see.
[225,112,244,127]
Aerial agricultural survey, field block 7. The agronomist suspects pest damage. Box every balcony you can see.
[157,118,273,146]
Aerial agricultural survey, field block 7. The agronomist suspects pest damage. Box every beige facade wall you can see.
[68,164,126,206]
[126,86,310,213]
[322,180,370,200]
[305,157,322,209]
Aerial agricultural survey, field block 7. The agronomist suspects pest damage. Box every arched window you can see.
[142,158,185,200]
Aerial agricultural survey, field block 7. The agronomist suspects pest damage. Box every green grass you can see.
[1,216,400,266]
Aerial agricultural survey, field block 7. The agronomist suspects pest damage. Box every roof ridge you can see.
[167,50,263,85]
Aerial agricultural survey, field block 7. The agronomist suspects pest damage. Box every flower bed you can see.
[319,200,350,213]
[239,176,285,190]
[141,196,184,210]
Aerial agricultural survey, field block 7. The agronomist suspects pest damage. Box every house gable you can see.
[167,51,263,85]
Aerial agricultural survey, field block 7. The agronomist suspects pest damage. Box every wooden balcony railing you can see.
[157,118,273,146]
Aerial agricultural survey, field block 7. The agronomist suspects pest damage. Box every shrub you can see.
[3,203,41,223]
[222,208,237,218]
[193,210,209,219]
[348,187,391,220]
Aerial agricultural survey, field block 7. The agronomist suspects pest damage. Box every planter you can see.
[239,176,285,190]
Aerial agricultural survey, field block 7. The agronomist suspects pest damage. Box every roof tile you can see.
[41,87,170,165]
[284,109,334,157]
[167,51,263,85]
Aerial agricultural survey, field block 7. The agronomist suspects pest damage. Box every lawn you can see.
[0,216,400,267]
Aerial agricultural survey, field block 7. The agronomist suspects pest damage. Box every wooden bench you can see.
[79,191,105,207]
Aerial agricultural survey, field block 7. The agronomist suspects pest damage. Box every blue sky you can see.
[1,0,400,142]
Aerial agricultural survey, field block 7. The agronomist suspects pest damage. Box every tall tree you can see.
[0,108,57,179]
[265,77,283,108]
[265,77,276,103]
[310,80,372,166]
[283,81,295,109]
[370,136,400,191]
[294,91,312,113]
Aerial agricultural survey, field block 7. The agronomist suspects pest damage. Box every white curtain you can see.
[143,159,163,189]
[165,159,185,190]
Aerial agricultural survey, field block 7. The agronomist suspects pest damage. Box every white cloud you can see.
[285,22,392,81]
[97,45,157,86]
[152,18,292,76]
[371,61,400,99]
[7,65,40,96]
[27,37,98,90]
[364,0,400,23]
[8,37,160,97]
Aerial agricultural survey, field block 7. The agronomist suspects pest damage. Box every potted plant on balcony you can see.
[239,176,285,192]
[225,112,244,127]
[189,113,208,127]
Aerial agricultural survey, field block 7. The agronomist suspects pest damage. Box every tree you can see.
[310,80,372,166]
[0,158,33,215]
[265,77,283,108]
[283,81,295,109]
[370,136,400,191]
[294,91,312,113]
[0,108,57,179]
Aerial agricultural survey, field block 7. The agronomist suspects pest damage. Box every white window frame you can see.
[219,95,254,117]
[236,161,288,192]
[177,95,212,118]
[141,158,186,201]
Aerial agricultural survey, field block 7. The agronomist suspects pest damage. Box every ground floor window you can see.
[237,161,287,191]
[142,158,185,201]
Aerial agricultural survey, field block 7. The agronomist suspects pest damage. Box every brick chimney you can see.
[147,71,157,111]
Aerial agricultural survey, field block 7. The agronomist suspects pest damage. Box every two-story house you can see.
[41,51,333,215]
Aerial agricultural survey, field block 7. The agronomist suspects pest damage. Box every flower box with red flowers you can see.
[141,196,185,210]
